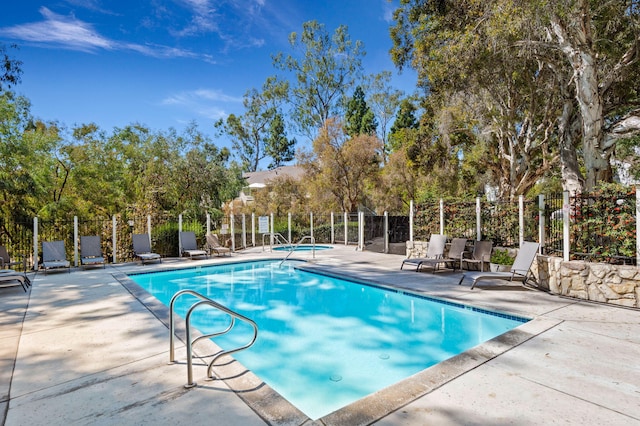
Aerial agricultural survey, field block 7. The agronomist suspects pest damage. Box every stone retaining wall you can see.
[536,256,640,308]
[406,241,640,308]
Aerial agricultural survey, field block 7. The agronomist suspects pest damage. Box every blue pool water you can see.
[272,244,332,251]
[130,260,528,420]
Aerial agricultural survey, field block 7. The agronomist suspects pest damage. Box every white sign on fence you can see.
[221,223,229,235]
[258,216,269,234]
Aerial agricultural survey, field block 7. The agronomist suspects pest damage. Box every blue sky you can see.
[0,0,416,153]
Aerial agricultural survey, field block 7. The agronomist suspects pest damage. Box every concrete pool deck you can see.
[1,245,639,425]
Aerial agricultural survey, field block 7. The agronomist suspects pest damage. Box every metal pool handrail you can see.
[279,235,316,266]
[261,232,290,251]
[169,289,259,388]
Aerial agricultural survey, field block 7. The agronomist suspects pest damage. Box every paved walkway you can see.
[1,246,639,425]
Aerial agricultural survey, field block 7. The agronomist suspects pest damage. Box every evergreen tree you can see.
[345,86,377,137]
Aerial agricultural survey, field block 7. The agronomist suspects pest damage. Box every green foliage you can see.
[302,119,382,213]
[153,222,179,257]
[0,43,22,91]
[345,86,377,137]
[571,183,636,258]
[272,20,365,139]
[265,113,296,169]
[490,249,515,266]
[214,76,291,172]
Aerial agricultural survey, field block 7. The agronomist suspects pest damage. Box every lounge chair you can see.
[401,234,448,271]
[0,269,31,287]
[458,241,540,289]
[132,233,162,264]
[179,231,208,259]
[0,245,25,271]
[0,271,28,292]
[406,237,468,272]
[80,236,107,269]
[461,240,493,271]
[42,240,71,274]
[205,233,231,257]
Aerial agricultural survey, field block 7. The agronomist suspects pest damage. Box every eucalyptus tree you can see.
[365,71,404,163]
[215,77,292,172]
[171,123,243,217]
[0,92,60,222]
[520,0,640,190]
[391,0,640,193]
[390,0,562,199]
[0,43,22,91]
[272,20,365,140]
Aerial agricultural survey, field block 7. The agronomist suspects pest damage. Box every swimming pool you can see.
[272,244,332,251]
[129,260,529,420]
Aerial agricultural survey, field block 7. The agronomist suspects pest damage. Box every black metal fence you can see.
[1,188,636,270]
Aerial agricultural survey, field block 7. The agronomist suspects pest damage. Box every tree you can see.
[215,77,292,172]
[365,71,404,163]
[389,97,419,152]
[272,20,365,139]
[344,86,377,137]
[301,119,382,212]
[0,92,59,223]
[264,113,296,169]
[250,175,308,217]
[0,43,22,92]
[374,146,424,213]
[530,0,640,190]
[391,0,640,193]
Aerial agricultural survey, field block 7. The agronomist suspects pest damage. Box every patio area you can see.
[2,246,639,425]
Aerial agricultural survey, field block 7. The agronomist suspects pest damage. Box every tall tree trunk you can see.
[551,11,612,191]
[573,50,612,189]
[558,98,583,195]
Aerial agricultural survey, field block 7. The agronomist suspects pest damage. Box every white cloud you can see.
[0,6,215,62]
[161,89,242,120]
[0,7,113,52]
[172,0,219,36]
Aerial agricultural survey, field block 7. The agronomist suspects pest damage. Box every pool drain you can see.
[379,353,390,359]
[330,375,342,382]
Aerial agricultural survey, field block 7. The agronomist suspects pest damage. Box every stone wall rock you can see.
[537,255,639,309]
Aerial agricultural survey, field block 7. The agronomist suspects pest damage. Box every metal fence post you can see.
[476,197,481,241]
[330,212,335,244]
[33,217,38,271]
[539,195,545,253]
[519,195,524,247]
[384,211,389,254]
[439,199,444,235]
[206,213,211,235]
[636,187,640,267]
[231,213,236,251]
[358,211,364,251]
[74,216,79,267]
[178,214,183,256]
[112,215,117,264]
[288,212,292,243]
[251,213,255,247]
[563,191,570,261]
[310,212,314,240]
[270,212,274,246]
[344,211,348,245]
[242,214,246,249]
[409,200,414,242]
[147,215,152,241]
